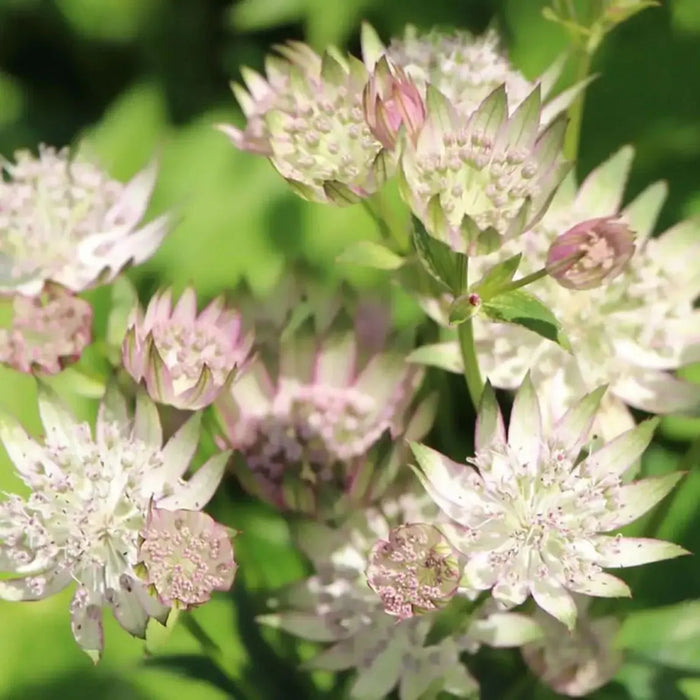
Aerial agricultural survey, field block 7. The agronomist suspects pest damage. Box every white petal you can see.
[37,384,80,448]
[508,373,542,467]
[598,472,685,530]
[531,578,577,630]
[133,388,163,448]
[159,451,230,510]
[105,161,157,229]
[574,146,634,217]
[161,412,202,481]
[257,611,349,643]
[97,380,129,444]
[551,385,606,457]
[475,381,506,452]
[622,180,668,242]
[313,332,357,386]
[466,612,542,648]
[568,571,631,598]
[0,412,58,483]
[593,536,689,568]
[349,633,407,700]
[71,588,104,664]
[463,550,502,591]
[106,575,149,638]
[613,369,700,414]
[582,417,659,481]
[0,569,71,601]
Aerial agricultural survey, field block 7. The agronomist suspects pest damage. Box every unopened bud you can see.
[546,217,635,290]
[366,522,460,619]
[363,57,426,149]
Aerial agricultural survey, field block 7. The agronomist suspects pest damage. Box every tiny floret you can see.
[0,146,169,296]
[366,522,460,619]
[139,507,237,609]
[411,377,687,628]
[546,216,636,290]
[123,287,253,411]
[0,284,92,374]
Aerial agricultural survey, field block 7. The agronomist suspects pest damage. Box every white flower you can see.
[411,376,688,629]
[470,146,700,438]
[0,146,169,296]
[0,384,230,661]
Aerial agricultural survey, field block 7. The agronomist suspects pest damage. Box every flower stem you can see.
[496,267,550,294]
[458,318,483,409]
[563,47,593,160]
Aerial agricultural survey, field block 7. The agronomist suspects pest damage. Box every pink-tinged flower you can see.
[123,287,253,411]
[363,56,425,150]
[411,377,688,629]
[0,146,169,296]
[522,600,622,697]
[366,523,459,619]
[0,384,230,661]
[216,313,432,520]
[546,216,636,290]
[138,507,236,609]
[470,146,700,439]
[220,44,389,205]
[400,85,570,254]
[0,283,92,374]
[258,497,478,700]
[361,24,590,125]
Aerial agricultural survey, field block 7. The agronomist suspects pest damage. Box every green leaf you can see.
[471,254,522,299]
[617,601,700,672]
[411,215,467,295]
[481,289,571,350]
[336,241,405,270]
[406,342,463,374]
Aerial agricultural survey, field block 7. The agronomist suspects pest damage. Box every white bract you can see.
[411,376,687,629]
[0,384,229,661]
[0,146,169,296]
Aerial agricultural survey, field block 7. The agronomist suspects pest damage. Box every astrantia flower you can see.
[474,147,700,436]
[522,599,623,697]
[0,283,92,374]
[366,522,460,618]
[0,146,169,296]
[0,385,230,661]
[123,287,253,411]
[258,497,477,700]
[220,44,389,205]
[411,377,687,629]
[216,319,431,520]
[400,85,570,253]
[361,24,587,125]
[138,507,236,609]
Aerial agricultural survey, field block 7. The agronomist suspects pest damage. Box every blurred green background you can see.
[0,0,699,698]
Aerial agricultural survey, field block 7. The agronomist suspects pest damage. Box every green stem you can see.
[457,319,483,409]
[496,267,550,294]
[563,46,593,160]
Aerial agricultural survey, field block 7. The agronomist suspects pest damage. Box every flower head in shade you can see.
[0,146,169,296]
[361,24,588,125]
[138,507,236,609]
[522,598,622,697]
[399,85,570,254]
[546,216,636,290]
[411,377,688,629]
[258,496,478,700]
[0,384,230,661]
[0,284,92,374]
[216,310,432,520]
[123,287,253,411]
[220,43,389,205]
[366,522,460,619]
[473,147,700,438]
[363,57,425,150]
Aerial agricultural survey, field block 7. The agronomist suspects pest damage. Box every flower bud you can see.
[546,217,635,290]
[363,57,426,149]
[366,523,460,619]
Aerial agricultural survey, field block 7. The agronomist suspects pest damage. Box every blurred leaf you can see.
[470,254,522,299]
[336,241,405,270]
[673,0,700,34]
[57,0,156,41]
[617,601,700,671]
[411,216,467,295]
[230,0,306,32]
[679,678,700,700]
[407,342,462,374]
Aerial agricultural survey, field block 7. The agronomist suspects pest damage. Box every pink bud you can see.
[363,57,426,149]
[546,217,636,290]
